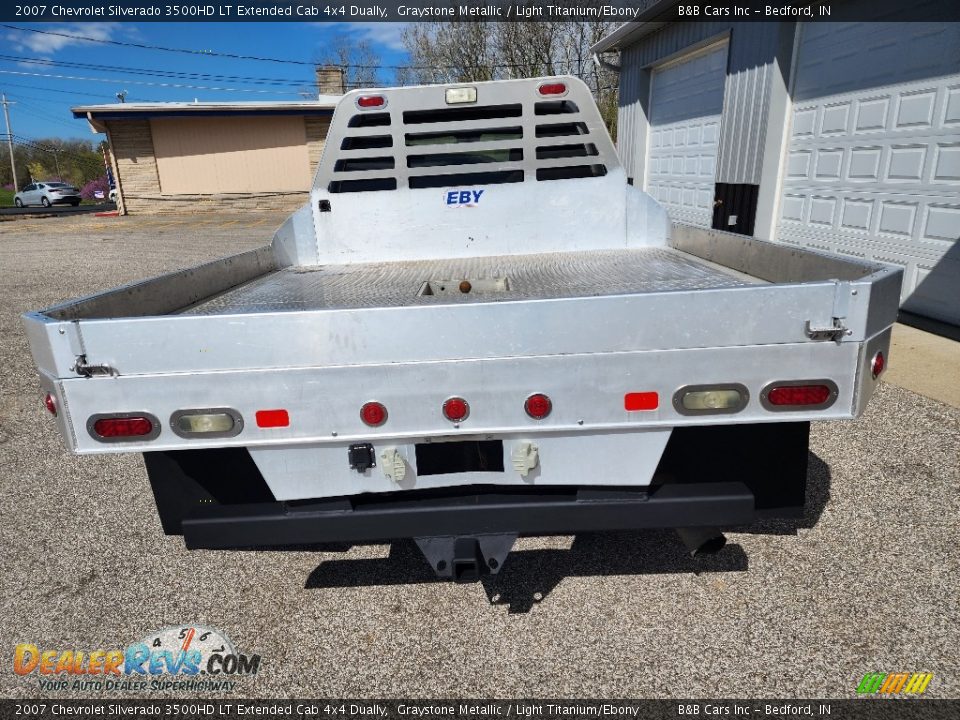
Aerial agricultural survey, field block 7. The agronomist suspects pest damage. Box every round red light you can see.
[360,401,388,427]
[357,95,385,108]
[442,397,470,422]
[524,393,552,420]
[44,393,57,417]
[871,351,885,379]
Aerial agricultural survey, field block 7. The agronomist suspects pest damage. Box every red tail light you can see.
[442,397,470,422]
[524,393,552,420]
[768,385,830,406]
[92,416,154,438]
[762,381,838,410]
[357,95,385,108]
[360,401,388,427]
[255,409,289,428]
[44,393,57,417]
[871,351,885,379]
[538,82,567,96]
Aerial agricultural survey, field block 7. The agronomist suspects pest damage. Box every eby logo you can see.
[444,188,484,207]
[14,625,259,685]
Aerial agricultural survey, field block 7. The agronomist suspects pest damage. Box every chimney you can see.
[316,65,345,96]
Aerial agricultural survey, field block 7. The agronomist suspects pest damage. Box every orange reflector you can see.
[256,409,289,428]
[624,392,658,411]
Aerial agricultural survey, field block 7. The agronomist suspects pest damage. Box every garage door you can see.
[777,22,960,325]
[646,41,727,227]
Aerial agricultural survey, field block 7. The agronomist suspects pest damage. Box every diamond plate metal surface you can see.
[185,248,762,315]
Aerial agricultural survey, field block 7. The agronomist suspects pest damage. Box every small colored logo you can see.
[856,672,933,696]
[444,188,484,207]
[14,625,260,692]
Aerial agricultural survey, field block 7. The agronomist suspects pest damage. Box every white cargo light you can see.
[171,409,243,437]
[681,389,743,411]
[445,87,477,105]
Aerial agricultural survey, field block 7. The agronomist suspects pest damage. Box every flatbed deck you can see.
[184,247,764,315]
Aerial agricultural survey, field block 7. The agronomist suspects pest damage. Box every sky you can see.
[0,22,412,145]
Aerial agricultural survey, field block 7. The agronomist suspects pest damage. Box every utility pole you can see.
[51,146,62,180]
[1,93,18,193]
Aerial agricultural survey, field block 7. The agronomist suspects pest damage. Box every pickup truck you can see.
[23,77,902,582]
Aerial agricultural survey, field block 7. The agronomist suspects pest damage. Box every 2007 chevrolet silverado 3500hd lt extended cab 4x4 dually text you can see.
[23,78,901,581]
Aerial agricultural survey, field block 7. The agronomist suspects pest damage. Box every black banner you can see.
[1,700,958,720]
[2,0,959,23]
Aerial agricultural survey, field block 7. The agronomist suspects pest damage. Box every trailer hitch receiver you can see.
[415,534,517,582]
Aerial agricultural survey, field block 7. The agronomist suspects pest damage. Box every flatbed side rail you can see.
[40,245,276,321]
[671,223,892,283]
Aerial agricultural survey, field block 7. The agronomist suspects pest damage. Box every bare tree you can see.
[400,16,620,131]
[401,22,496,84]
[313,34,384,92]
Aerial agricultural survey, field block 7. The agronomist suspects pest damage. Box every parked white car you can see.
[14,182,81,208]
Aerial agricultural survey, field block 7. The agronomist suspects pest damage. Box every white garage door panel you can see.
[778,22,960,325]
[647,43,727,228]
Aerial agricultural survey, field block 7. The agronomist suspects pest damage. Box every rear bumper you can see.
[145,422,812,550]
[181,482,755,549]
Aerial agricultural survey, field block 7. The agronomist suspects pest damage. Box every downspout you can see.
[592,52,621,73]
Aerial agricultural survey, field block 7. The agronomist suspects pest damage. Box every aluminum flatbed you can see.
[22,77,902,580]
[184,247,763,316]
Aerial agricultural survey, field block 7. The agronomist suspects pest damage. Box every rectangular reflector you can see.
[624,392,659,411]
[256,409,289,428]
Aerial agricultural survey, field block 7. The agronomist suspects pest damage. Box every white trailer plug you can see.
[380,447,407,483]
[511,442,539,478]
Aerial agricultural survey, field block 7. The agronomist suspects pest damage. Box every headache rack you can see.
[327,90,609,194]
[271,76,666,269]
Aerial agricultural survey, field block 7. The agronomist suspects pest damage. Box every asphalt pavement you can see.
[0,214,957,699]
[0,202,116,218]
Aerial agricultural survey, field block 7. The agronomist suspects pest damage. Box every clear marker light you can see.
[176,413,235,434]
[682,389,744,411]
[446,87,477,104]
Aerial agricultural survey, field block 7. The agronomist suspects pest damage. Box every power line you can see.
[1,24,617,72]
[12,135,96,160]
[13,101,86,132]
[1,24,318,67]
[0,53,313,88]
[0,79,141,102]
[0,69,305,96]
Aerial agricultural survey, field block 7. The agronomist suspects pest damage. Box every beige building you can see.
[73,99,338,214]
[72,69,345,214]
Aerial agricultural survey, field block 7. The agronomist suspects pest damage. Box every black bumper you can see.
[145,422,811,549]
[181,482,755,550]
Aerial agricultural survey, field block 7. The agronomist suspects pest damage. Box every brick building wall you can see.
[107,115,331,215]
